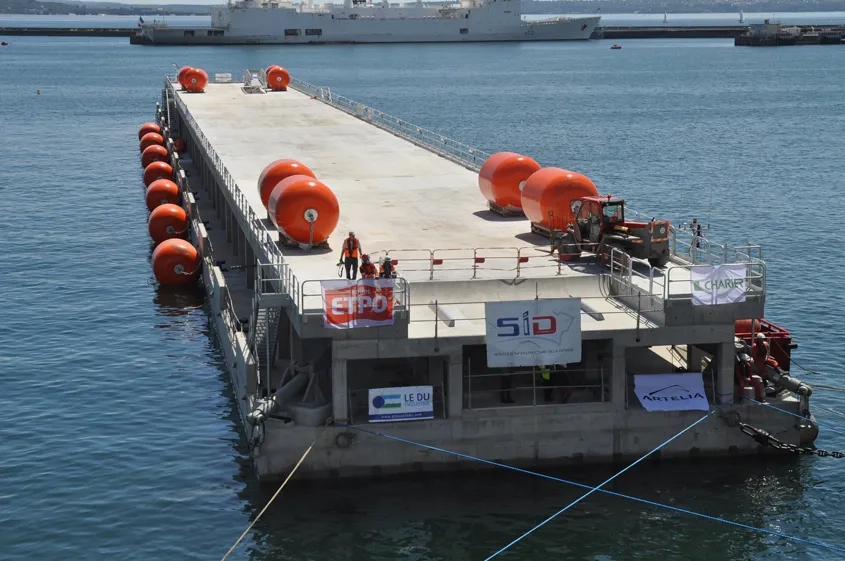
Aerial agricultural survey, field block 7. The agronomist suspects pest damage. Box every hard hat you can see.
[756,333,766,340]
[349,230,355,236]
[362,254,370,261]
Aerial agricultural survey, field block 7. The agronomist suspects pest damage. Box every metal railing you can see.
[289,76,492,172]
[464,367,607,410]
[299,277,410,316]
[165,71,768,314]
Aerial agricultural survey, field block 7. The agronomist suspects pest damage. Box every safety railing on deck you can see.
[289,76,492,172]
[299,277,410,316]
[464,367,607,410]
[166,72,767,314]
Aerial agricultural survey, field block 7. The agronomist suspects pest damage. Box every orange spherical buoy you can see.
[184,68,208,93]
[141,144,169,168]
[148,203,189,244]
[257,159,316,210]
[145,178,180,211]
[151,238,201,286]
[478,152,541,211]
[143,161,174,188]
[138,122,161,141]
[521,167,598,230]
[177,66,194,89]
[266,65,291,91]
[268,175,340,245]
[173,139,186,153]
[140,132,165,152]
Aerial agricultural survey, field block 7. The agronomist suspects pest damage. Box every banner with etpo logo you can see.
[484,298,581,368]
[633,373,709,412]
[321,279,395,329]
[690,264,748,306]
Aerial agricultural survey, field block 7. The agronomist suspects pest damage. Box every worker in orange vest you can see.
[359,254,377,279]
[338,231,361,280]
[379,256,397,279]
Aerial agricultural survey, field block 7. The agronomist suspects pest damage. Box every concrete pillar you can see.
[447,352,463,418]
[687,345,704,372]
[245,244,255,287]
[716,342,734,405]
[611,342,627,410]
[276,314,291,361]
[226,207,233,244]
[331,359,348,423]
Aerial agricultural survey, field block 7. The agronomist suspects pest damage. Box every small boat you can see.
[610,44,622,49]
[1,41,8,46]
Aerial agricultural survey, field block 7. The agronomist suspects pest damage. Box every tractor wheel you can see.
[649,250,670,268]
[557,233,578,262]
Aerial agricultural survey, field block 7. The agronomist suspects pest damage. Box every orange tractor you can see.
[554,195,672,268]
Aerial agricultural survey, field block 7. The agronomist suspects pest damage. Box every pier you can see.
[152,69,817,480]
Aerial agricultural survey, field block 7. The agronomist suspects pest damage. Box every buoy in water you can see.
[145,178,180,211]
[151,238,200,286]
[268,175,340,245]
[148,203,189,244]
[138,122,161,141]
[266,65,291,91]
[143,161,174,188]
[141,144,169,168]
[257,159,316,209]
[177,66,194,89]
[184,68,209,93]
[140,132,165,152]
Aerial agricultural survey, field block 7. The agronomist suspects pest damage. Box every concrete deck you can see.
[176,84,673,290]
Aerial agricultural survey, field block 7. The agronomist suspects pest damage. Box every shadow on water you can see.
[152,284,206,318]
[230,453,817,561]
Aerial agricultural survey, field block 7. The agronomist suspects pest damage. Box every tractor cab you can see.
[570,195,626,244]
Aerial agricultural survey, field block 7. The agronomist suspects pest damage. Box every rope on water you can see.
[342,421,845,555]
[483,411,714,560]
[219,426,325,561]
[748,398,845,436]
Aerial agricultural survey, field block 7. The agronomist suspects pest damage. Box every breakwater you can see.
[0,27,135,37]
[591,25,749,39]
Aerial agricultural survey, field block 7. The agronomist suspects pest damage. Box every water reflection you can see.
[152,284,206,318]
[228,454,822,561]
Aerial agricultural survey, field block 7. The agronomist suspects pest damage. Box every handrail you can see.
[299,277,410,314]
[289,76,492,172]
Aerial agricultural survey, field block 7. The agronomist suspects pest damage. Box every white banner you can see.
[321,279,395,329]
[633,373,709,412]
[368,386,434,422]
[485,298,581,368]
[690,264,748,306]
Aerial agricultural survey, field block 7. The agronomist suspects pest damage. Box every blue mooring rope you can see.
[483,411,714,560]
[341,418,845,557]
[749,398,845,436]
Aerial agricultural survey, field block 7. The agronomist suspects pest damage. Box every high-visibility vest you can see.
[343,237,360,258]
[360,263,377,278]
[380,262,394,277]
[541,366,551,381]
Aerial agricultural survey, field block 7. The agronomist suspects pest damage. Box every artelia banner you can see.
[368,386,434,423]
[690,264,748,306]
[484,298,581,368]
[321,279,395,329]
[633,373,709,412]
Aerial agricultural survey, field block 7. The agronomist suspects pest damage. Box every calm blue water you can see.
[1,34,845,561]
[3,11,845,28]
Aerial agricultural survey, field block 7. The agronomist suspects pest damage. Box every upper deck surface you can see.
[177,83,608,285]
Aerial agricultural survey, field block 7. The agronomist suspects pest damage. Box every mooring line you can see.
[220,426,325,561]
[749,398,845,436]
[342,421,845,555]
[483,411,714,560]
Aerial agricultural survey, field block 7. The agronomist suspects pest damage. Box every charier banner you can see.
[321,279,395,329]
[368,386,434,423]
[484,298,581,368]
[633,373,709,412]
[690,264,748,306]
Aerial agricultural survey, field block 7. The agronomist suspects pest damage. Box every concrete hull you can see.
[156,76,819,482]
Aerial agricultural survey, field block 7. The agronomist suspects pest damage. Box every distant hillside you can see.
[0,0,209,15]
[524,0,845,13]
[2,0,842,16]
